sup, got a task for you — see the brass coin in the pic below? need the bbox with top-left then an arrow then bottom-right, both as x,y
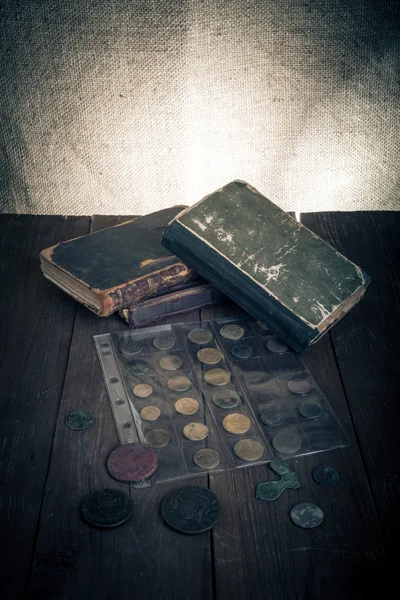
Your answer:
234,439 -> 264,461
222,413 -> 251,434
140,406 -> 161,421
133,383 -> 153,398
153,333 -> 176,350
183,422 -> 209,441
167,376 -> 192,392
187,328 -> 213,345
219,324 -> 245,340
175,397 -> 200,415
159,355 -> 183,371
144,428 -> 171,448
204,368 -> 231,386
196,347 -> 223,365
193,448 -> 221,469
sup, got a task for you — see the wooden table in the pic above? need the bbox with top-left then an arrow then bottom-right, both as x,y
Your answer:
1,212 -> 399,600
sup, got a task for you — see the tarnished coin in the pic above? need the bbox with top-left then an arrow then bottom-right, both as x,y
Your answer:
290,502 -> 324,529
222,413 -> 251,434
193,448 -> 221,469
260,408 -> 286,427
212,389 -> 241,409
81,489 -> 133,528
167,376 -> 192,392
313,465 -> 340,487
133,383 -> 153,398
272,430 -> 302,454
204,368 -> 231,386
266,338 -> 288,354
65,410 -> 93,431
231,344 -> 253,359
183,422 -> 209,441
159,355 -> 183,371
144,428 -> 171,448
118,337 -> 143,356
140,406 -> 161,421
174,397 -> 200,415
234,439 -> 264,461
299,401 -> 323,420
107,443 -> 158,482
162,486 -> 220,533
219,324 -> 245,340
153,333 -> 175,350
196,347 -> 223,365
125,359 -> 150,378
287,376 -> 312,395
187,328 -> 213,345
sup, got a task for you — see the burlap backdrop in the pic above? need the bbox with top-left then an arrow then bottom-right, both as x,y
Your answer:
0,0 -> 399,215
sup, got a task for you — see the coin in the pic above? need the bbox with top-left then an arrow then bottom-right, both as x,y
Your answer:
266,338 -> 288,354
65,410 -> 93,431
272,430 -> 302,454
313,465 -> 340,486
204,368 -> 231,386
153,333 -> 176,350
260,408 -> 286,427
144,428 -> 171,448
231,344 -> 253,359
162,486 -> 220,533
287,376 -> 312,395
187,328 -> 213,344
196,347 -> 223,365
167,376 -> 192,392
193,448 -> 221,469
118,337 -> 143,356
290,502 -> 324,529
222,413 -> 251,434
233,439 -> 264,461
183,422 -> 209,441
133,383 -> 153,398
81,489 -> 133,528
212,389 -> 241,409
125,359 -> 150,378
140,406 -> 161,421
299,401 -> 323,420
107,443 -> 158,482
219,324 -> 245,340
159,355 -> 183,371
174,397 -> 200,415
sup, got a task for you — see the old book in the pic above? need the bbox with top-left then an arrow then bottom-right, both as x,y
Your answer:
119,281 -> 227,328
162,181 -> 370,353
40,207 -> 198,317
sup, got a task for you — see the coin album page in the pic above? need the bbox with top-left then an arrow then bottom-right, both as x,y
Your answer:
94,317 -> 349,486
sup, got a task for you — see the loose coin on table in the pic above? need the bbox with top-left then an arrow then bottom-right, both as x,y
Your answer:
219,323 -> 245,340
313,465 -> 340,486
266,338 -> 288,354
231,344 -> 253,359
162,486 -> 220,533
81,489 -> 133,528
290,502 -> 324,528
107,443 -> 158,482
193,448 -> 221,469
144,428 -> 171,448
140,406 -> 161,421
287,376 -> 312,395
167,376 -> 192,392
299,401 -> 323,420
204,368 -> 231,386
260,408 -> 286,427
196,347 -> 223,365
234,439 -> 264,461
125,359 -> 150,378
187,328 -> 213,345
222,413 -> 251,434
183,422 -> 209,441
159,355 -> 183,371
212,389 -> 241,409
272,430 -> 302,454
153,333 -> 175,350
65,410 -> 93,431
133,383 -> 153,398
174,397 -> 199,415
118,337 -> 143,356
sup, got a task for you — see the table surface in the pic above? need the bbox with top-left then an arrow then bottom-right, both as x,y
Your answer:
1,212 -> 399,600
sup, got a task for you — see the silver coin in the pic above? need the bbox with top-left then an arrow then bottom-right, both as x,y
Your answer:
287,376 -> 312,395
187,328 -> 213,345
219,324 -> 245,340
266,338 -> 288,354
212,389 -> 241,409
272,430 -> 302,454
167,376 -> 192,392
299,401 -> 323,420
153,333 -> 176,350
159,355 -> 183,371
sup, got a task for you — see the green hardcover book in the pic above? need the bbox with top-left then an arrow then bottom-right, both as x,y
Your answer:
162,180 -> 370,353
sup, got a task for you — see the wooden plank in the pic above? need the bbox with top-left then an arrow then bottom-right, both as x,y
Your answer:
301,211 -> 400,549
28,216 -> 213,600
0,215 -> 90,600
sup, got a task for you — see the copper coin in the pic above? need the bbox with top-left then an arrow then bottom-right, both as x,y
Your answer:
196,347 -> 223,365
167,376 -> 192,392
159,355 -> 182,371
287,376 -> 312,395
193,448 -> 221,469
133,383 -> 153,398
219,324 -> 245,340
107,443 -> 158,482
140,406 -> 161,421
144,428 -> 171,448
183,422 -> 209,441
153,333 -> 176,350
233,439 -> 264,461
212,389 -> 241,409
266,338 -> 288,354
222,413 -> 251,434
272,430 -> 302,454
187,328 -> 213,344
175,397 -> 200,415
204,368 -> 231,386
